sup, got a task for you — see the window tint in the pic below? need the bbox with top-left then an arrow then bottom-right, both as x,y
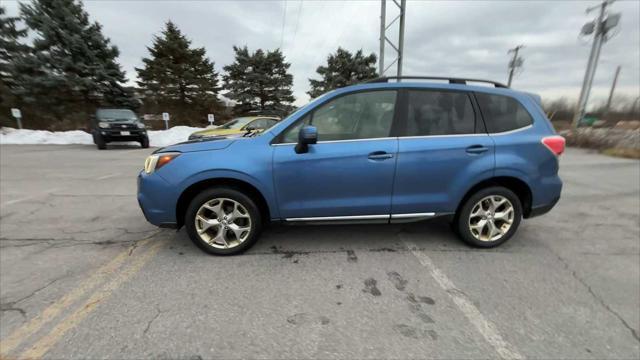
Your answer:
405,90 -> 475,136
476,93 -> 533,133
280,90 -> 397,142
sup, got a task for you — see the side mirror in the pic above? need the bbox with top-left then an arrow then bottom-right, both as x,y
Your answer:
245,125 -> 256,131
295,125 -> 317,154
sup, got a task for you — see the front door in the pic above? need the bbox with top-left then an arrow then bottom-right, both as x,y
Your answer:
273,90 -> 399,219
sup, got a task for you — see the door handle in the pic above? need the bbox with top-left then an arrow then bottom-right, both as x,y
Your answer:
465,145 -> 489,154
368,151 -> 394,160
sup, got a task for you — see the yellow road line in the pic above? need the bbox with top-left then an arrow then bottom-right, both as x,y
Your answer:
0,236 -> 154,357
19,239 -> 166,359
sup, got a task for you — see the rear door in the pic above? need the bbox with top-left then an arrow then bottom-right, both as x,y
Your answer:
391,89 -> 495,218
272,90 -> 399,219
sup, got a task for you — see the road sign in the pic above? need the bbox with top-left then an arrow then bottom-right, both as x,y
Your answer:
10,108 -> 22,129
162,112 -> 169,130
207,114 -> 215,125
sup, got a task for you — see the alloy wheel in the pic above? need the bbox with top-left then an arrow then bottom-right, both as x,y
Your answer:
195,198 -> 252,249
468,195 -> 514,242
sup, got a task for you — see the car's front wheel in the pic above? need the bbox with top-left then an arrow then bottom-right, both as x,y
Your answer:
455,186 -> 522,248
140,136 -> 149,148
185,188 -> 262,255
95,134 -> 107,150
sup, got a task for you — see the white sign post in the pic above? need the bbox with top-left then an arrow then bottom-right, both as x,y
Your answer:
207,113 -> 215,126
162,112 -> 170,130
10,108 -> 22,129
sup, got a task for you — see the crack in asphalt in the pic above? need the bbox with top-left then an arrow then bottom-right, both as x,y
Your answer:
142,306 -> 167,336
555,254 -> 640,343
0,276 -> 65,318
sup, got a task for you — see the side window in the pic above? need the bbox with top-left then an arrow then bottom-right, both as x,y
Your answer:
280,90 -> 397,142
249,119 -> 266,129
405,90 -> 475,136
476,93 -> 533,133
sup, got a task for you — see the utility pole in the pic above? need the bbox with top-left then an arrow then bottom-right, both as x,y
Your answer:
379,0 -> 407,77
604,65 -> 621,115
507,45 -> 524,87
572,0 -> 621,129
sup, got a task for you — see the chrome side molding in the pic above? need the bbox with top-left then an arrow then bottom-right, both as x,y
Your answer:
284,212 -> 437,224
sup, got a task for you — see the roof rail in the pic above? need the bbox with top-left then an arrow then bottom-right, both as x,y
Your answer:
366,76 -> 509,88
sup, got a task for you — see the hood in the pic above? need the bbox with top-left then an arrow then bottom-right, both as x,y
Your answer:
156,136 -> 236,153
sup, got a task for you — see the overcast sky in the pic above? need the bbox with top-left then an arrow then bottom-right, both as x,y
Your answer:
5,0 -> 640,107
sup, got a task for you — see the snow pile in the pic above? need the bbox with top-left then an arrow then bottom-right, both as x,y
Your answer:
0,127 -> 93,145
0,126 -> 205,147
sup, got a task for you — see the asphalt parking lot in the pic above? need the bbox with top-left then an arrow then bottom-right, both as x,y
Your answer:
0,144 -> 639,359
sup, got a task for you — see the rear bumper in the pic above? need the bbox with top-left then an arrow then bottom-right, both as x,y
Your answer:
527,196 -> 560,218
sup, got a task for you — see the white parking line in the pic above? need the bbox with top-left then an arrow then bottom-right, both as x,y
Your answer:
403,238 -> 524,360
95,173 -> 121,180
0,188 -> 62,207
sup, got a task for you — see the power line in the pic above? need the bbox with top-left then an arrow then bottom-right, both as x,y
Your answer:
291,0 -> 303,45
280,0 -> 287,50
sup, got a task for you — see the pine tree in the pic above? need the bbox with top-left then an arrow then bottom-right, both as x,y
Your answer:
307,48 -> 377,98
136,21 -> 220,125
223,46 -> 295,116
17,0 -> 134,127
0,5 -> 29,121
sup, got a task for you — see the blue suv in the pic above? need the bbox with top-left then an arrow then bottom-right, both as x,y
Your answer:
138,77 -> 564,255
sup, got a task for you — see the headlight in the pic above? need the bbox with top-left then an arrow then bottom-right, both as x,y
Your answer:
144,152 -> 180,174
137,122 -> 145,129
98,122 -> 110,129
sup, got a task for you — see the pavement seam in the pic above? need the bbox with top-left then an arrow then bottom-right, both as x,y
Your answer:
555,254 -> 640,343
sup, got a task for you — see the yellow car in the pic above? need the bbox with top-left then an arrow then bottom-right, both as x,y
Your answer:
188,116 -> 280,140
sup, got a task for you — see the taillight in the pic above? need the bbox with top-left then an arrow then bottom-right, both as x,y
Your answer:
541,136 -> 565,156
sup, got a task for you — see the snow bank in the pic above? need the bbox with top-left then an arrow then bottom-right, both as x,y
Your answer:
0,126 -> 205,147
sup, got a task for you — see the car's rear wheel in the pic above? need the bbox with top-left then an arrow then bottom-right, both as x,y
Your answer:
455,186 -> 522,248
185,188 -> 262,255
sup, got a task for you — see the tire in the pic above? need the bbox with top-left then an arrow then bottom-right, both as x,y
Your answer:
185,187 -> 262,255
95,135 -> 107,150
455,186 -> 522,248
140,136 -> 150,148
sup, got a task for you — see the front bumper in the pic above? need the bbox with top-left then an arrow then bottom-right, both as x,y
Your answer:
99,129 -> 147,141
137,171 -> 178,227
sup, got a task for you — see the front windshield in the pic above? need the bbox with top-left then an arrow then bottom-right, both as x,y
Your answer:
97,109 -> 137,121
220,117 -> 253,130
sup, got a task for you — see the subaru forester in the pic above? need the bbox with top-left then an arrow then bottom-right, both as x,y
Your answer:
138,77 -> 564,255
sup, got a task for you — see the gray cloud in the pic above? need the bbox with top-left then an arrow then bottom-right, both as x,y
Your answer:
4,0 -> 639,108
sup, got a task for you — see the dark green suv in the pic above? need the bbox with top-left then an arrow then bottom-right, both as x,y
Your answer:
91,108 -> 149,150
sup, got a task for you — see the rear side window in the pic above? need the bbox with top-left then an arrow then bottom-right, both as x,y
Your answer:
405,90 -> 475,136
476,93 -> 533,133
